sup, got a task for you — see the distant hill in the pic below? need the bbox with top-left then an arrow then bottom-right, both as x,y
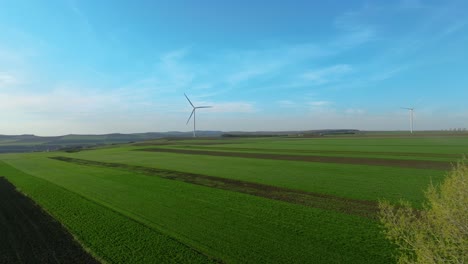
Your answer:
222,129 -> 360,137
0,132 -> 219,153
0,129 -> 360,153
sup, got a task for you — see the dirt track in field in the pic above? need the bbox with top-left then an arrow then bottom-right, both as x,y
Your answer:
51,157 -> 379,219
0,177 -> 99,264
139,148 -> 452,170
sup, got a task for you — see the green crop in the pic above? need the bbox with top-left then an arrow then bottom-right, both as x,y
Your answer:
1,155 -> 393,263
2,134 -> 465,263
0,161 -> 215,264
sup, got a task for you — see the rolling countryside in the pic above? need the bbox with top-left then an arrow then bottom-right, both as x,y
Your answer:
2,1 -> 467,263
1,133 -> 466,263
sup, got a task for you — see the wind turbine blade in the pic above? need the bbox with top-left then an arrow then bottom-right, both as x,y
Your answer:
184,93 -> 195,108
196,106 -> 212,109
186,109 -> 195,124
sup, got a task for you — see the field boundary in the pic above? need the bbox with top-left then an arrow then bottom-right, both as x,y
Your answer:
138,148 -> 452,170
50,156 -> 380,219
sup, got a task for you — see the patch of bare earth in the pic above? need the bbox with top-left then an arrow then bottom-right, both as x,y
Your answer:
139,148 -> 452,170
0,177 -> 100,264
51,157 -> 379,219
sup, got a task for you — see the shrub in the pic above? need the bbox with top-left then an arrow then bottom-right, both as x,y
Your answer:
379,159 -> 467,264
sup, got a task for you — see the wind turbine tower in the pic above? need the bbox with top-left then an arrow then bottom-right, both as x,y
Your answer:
401,107 -> 414,133
185,93 -> 212,137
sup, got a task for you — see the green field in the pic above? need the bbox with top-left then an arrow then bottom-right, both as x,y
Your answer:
1,134 -> 467,263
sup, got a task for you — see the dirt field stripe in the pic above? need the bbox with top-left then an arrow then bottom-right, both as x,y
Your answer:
173,146 -> 461,159
50,156 -> 379,219
0,177 -> 100,264
139,148 -> 452,170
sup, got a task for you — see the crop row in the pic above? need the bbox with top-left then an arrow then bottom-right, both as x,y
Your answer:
60,147 -> 445,204
0,160 -> 215,264
2,155 -> 394,263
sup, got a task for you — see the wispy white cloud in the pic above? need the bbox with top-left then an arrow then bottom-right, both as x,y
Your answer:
220,43 -> 330,89
226,64 -> 278,85
301,64 -> 352,84
277,99 -> 335,111
219,9 -> 377,94
1,1 -> 466,135
277,100 -> 296,108
214,102 -> 255,113
345,108 -> 366,115
441,20 -> 468,37
309,101 -> 332,107
312,2 -> 467,92
338,28 -> 376,48
307,100 -> 335,114
161,48 -> 189,63
120,48 -> 196,98
157,48 -> 195,88
369,65 -> 409,81
67,0 -> 95,36
333,7 -> 377,47
327,2 -> 467,90
122,10 -> 380,98
0,75 -> 188,121
0,72 -> 19,88
0,48 -> 26,66
0,88 -> 122,115
192,83 -> 213,91
127,43 -> 334,99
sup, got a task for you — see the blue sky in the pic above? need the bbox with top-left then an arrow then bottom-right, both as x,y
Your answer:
0,0 -> 467,135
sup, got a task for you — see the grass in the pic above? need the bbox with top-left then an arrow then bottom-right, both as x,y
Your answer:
2,134 -> 466,263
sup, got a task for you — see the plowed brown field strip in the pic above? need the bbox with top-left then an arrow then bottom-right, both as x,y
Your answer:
51,157 -> 379,219
174,146 -> 461,159
0,177 -> 99,264
139,148 -> 452,170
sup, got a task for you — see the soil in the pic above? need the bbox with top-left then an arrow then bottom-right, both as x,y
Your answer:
140,148 -> 452,170
51,157 -> 379,219
0,177 -> 100,264
177,146 -> 462,159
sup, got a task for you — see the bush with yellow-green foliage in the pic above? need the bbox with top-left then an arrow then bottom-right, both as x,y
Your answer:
379,159 -> 467,264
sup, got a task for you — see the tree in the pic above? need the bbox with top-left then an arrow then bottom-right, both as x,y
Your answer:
379,159 -> 467,264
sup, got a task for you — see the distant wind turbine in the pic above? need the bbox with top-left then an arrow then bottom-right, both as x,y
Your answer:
401,107 -> 414,133
185,93 -> 212,137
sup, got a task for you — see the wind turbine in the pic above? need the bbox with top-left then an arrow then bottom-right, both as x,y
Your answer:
185,93 -> 212,137
401,107 -> 414,133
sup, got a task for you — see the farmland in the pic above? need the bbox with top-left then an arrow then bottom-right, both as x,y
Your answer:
0,177 -> 99,264
1,133 -> 467,263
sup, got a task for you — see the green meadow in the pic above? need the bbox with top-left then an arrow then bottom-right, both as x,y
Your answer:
1,134 -> 467,263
